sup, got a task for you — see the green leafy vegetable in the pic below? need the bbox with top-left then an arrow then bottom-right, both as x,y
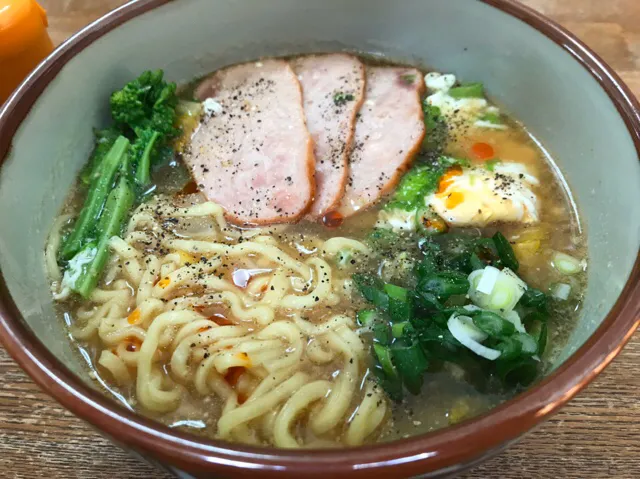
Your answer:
391,339 -> 429,394
472,311 -> 516,338
110,70 -> 179,138
352,274 -> 389,311
61,136 -> 130,260
386,164 -> 442,211
527,320 -> 548,356
60,69 -> 181,298
110,70 -> 179,185
392,321 -> 412,338
449,82 -> 484,99
479,112 -> 502,124
417,271 -> 469,301
386,156 -> 467,212
519,287 -> 548,311
356,309 -> 378,327
68,176 -> 134,297
384,283 -> 413,322
496,356 -> 538,387
492,231 -> 519,271
79,127 -> 121,185
353,230 -> 547,399
422,103 -> 448,153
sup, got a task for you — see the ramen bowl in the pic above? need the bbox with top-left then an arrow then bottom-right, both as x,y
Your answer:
0,0 -> 639,477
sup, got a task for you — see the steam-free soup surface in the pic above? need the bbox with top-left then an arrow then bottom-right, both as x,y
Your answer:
46,55 -> 586,447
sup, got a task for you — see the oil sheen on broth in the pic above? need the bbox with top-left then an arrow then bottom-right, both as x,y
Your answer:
46,55 -> 587,447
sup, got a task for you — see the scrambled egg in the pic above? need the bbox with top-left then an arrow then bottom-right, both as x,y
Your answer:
425,162 -> 539,227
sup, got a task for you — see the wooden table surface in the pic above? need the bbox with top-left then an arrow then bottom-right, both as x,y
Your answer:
1,1 -> 639,478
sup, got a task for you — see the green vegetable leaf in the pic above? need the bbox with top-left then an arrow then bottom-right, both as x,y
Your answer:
479,112 -> 502,124
391,338 -> 429,395
417,271 -> 469,301
352,273 -> 389,311
519,287 -> 548,311
492,231 -> 519,271
110,70 -> 179,138
422,103 -> 448,153
449,82 -> 484,99
472,311 -> 516,338
79,127 -> 121,186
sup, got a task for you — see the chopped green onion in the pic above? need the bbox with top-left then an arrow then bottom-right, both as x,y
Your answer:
468,267 -> 527,313
392,322 -> 411,338
495,337 -> 523,361
453,315 -> 488,342
373,321 -> 392,346
475,265 -> 500,294
492,231 -> 519,271
449,82 -> 484,99
513,332 -> 538,355
373,344 -> 398,378
391,339 -> 429,394
472,311 -> 516,338
496,357 -> 538,386
551,251 -> 585,275
356,309 -> 377,327
469,252 -> 485,271
519,287 -> 548,310
447,315 -> 500,360
422,103 -> 447,153
352,274 -> 389,311
418,271 -> 469,301
527,320 -> 548,356
550,282 -> 571,300
503,310 -> 527,333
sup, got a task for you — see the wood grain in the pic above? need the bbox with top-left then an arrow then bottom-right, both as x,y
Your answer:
1,1 -> 639,478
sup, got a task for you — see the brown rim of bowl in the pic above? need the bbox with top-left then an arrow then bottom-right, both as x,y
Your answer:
0,0 -> 639,477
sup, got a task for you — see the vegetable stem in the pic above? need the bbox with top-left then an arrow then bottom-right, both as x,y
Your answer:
60,136 -> 130,260
135,130 -> 160,185
72,176 -> 134,297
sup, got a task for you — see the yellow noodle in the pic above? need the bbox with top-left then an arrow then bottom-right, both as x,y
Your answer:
50,195 -> 388,447
273,380 -> 332,448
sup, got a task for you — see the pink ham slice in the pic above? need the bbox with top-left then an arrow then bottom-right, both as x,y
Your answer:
291,54 -> 366,219
186,59 -> 315,225
337,67 -> 426,218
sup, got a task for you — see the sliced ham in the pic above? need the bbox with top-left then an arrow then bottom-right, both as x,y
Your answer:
291,54 -> 366,220
186,59 -> 315,225
337,67 -> 426,217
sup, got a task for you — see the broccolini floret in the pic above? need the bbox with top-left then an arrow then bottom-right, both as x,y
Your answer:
110,70 -> 179,185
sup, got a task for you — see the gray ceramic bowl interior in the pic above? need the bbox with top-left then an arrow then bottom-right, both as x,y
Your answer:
1,0 -> 639,393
